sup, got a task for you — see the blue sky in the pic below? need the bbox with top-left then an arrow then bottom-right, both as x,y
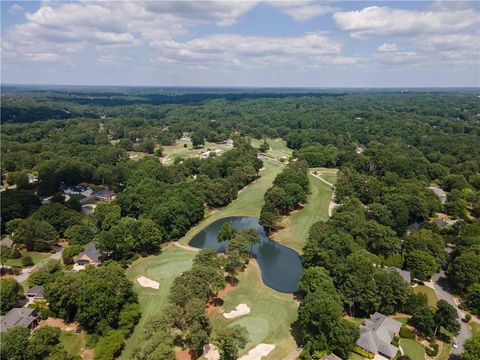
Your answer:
1,1 -> 479,87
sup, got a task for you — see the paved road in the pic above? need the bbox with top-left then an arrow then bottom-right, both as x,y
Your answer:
432,269 -> 471,359
15,249 -> 63,283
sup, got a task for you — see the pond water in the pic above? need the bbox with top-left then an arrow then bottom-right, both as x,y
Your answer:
189,216 -> 304,293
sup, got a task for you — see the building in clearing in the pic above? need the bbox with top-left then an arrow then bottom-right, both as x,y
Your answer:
0,308 -> 39,332
0,236 -> 15,249
95,189 -> 116,202
384,267 -> 411,284
77,242 -> 102,266
428,184 -> 447,205
356,312 -> 402,359
26,285 -> 45,301
27,173 -> 38,184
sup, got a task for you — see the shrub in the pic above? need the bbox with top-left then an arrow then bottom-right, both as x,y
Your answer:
392,335 -> 400,347
93,330 -> 125,360
425,342 -> 439,357
62,244 -> 84,260
21,256 -> 34,267
352,345 -> 375,359
464,314 -> 472,323
399,325 -> 415,339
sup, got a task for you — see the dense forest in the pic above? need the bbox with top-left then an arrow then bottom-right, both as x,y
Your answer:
1,87 -> 479,360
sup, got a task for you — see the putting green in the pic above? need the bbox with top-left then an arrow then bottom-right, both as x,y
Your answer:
208,261 -> 298,359
271,174 -> 333,253
120,246 -> 196,359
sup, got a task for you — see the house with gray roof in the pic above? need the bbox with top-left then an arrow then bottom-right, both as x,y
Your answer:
0,236 -> 15,248
356,312 -> 402,359
95,188 -> 116,202
77,242 -> 102,266
385,267 -> 411,284
26,285 -> 45,301
0,308 -> 39,332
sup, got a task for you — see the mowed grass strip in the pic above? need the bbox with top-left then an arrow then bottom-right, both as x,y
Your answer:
60,332 -> 84,357
271,174 -> 333,253
179,160 -> 283,246
120,246 -> 196,359
5,251 -> 51,267
399,339 -> 425,359
209,261 -> 298,360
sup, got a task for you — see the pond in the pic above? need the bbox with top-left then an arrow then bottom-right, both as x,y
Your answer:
189,216 -> 304,293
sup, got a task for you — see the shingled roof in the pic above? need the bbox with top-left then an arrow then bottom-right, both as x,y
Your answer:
0,308 -> 39,332
356,313 -> 401,359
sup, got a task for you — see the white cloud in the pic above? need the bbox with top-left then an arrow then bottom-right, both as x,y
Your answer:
377,43 -> 398,52
269,1 -> 338,22
9,4 -> 24,13
150,32 -> 351,69
333,6 -> 479,38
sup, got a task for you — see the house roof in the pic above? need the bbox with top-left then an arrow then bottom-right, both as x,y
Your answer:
0,308 -> 38,332
77,242 -> 101,263
0,236 -> 14,248
26,285 -> 44,298
95,189 -> 115,198
320,354 -> 342,360
385,267 -> 411,283
356,313 -> 402,359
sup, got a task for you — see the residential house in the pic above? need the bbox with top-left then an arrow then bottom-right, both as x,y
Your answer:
95,189 -> 116,202
428,184 -> 447,205
0,308 -> 40,332
406,222 -> 421,235
25,285 -> 45,301
27,173 -> 38,184
77,242 -> 102,266
0,236 -> 15,249
356,312 -> 402,359
319,354 -> 342,360
432,217 -> 459,229
385,267 -> 411,284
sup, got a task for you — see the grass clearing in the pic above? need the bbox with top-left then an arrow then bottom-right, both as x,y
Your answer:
310,167 -> 339,185
399,339 -> 425,359
120,246 -> 196,359
208,261 -> 298,360
178,160 -> 283,246
437,341 -> 452,360
271,174 -> 333,252
60,331 -> 84,357
250,138 -> 292,161
5,251 -> 51,267
162,139 -> 233,165
349,353 -> 365,360
413,285 -> 438,308
469,321 -> 480,336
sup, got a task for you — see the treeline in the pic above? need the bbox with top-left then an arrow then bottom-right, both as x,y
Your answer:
299,200 -> 461,359
259,161 -> 309,230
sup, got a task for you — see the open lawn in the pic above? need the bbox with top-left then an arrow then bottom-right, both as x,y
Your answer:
250,138 -> 292,161
178,160 -> 283,246
120,246 -> 196,359
60,331 -> 84,357
5,251 -> 51,267
437,341 -> 452,360
310,167 -> 339,186
208,261 -> 298,360
400,339 -> 425,359
162,139 -> 233,165
349,353 -> 365,360
469,321 -> 480,336
413,285 -> 438,308
271,174 -> 333,252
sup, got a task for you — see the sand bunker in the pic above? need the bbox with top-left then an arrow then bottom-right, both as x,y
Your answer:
203,343 -> 220,360
137,276 -> 159,289
239,344 -> 275,360
223,303 -> 251,319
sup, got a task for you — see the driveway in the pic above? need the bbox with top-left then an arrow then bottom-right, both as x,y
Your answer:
432,269 -> 471,359
15,249 -> 63,284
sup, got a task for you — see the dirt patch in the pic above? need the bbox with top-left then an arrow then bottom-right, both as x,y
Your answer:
81,348 -> 94,360
203,343 -> 220,360
206,283 -> 237,314
38,318 -> 79,332
176,349 -> 193,360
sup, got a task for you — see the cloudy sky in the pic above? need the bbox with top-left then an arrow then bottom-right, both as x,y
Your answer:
1,1 -> 479,87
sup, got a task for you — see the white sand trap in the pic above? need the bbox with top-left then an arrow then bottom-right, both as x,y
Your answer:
223,303 -> 251,319
239,344 -> 275,360
203,343 -> 220,360
136,276 -> 159,289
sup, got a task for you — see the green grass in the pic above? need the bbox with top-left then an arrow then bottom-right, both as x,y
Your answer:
60,331 -> 84,357
400,339 -> 425,359
271,174 -> 333,252
413,285 -> 438,308
394,317 -> 410,325
209,262 -> 298,359
178,160 -> 283,246
310,167 -> 339,185
349,353 -> 366,360
162,139 -> 233,165
120,246 -> 196,359
250,138 -> 292,160
469,321 -> 480,336
5,251 -> 51,267
437,341 -> 452,360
